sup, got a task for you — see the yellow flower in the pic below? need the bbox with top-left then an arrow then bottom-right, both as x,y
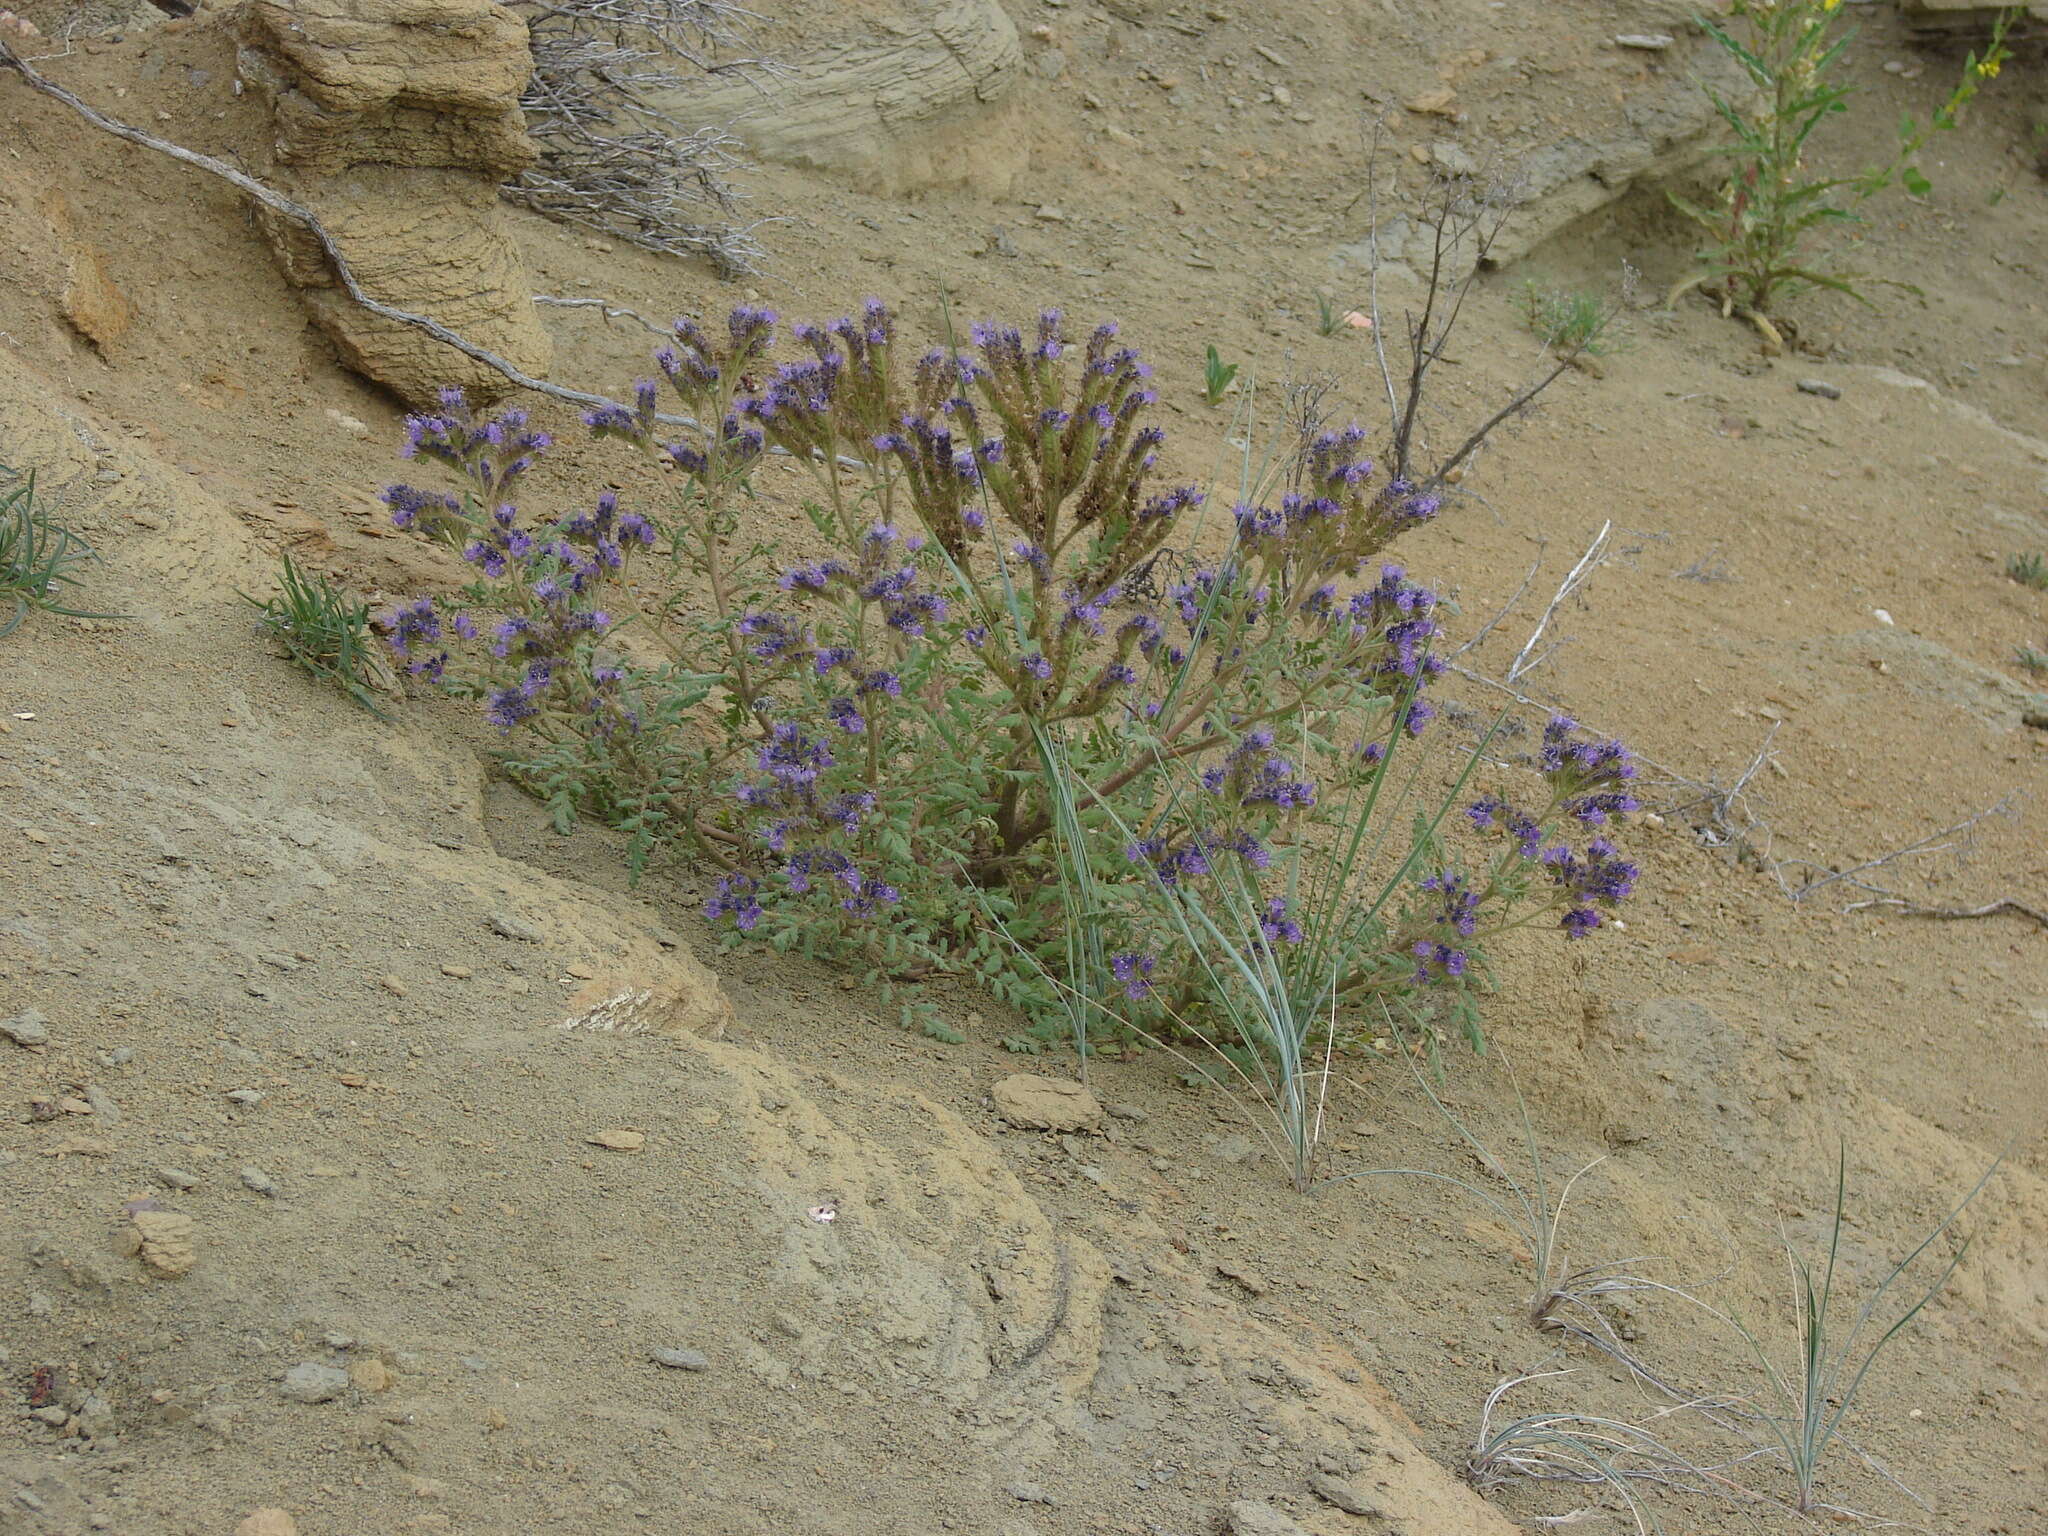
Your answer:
1976,55 -> 2001,78
1821,0 -> 1841,11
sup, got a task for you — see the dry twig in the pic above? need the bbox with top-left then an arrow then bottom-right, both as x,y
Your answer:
1841,895 -> 2047,929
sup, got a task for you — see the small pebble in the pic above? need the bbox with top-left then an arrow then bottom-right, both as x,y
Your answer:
1796,378 -> 1842,400
240,1167 -> 279,1197
651,1347 -> 709,1371
225,1088 -> 265,1107
278,1362 -> 349,1403
378,974 -> 408,998
155,1167 -> 199,1191
441,963 -> 472,979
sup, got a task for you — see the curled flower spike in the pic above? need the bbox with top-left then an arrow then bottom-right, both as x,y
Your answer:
1411,940 -> 1469,984
1110,951 -> 1156,1001
1260,898 -> 1303,945
385,597 -> 440,656
1539,716 -> 1641,823
707,874 -> 764,931
381,483 -> 460,531
399,391 -> 553,497
1419,871 -> 1480,938
1544,836 -> 1638,916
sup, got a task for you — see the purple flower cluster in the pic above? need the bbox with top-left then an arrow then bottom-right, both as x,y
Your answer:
1204,729 -> 1317,811
707,874 -> 764,931
395,390 -> 553,497
1538,716 -> 1641,824
1419,871 -> 1480,938
1467,795 -> 1545,858
1411,940 -> 1470,985
737,300 -> 900,468
1544,837 -> 1638,939
704,720 -> 900,930
1466,717 -> 1642,943
1111,951 -> 1157,1001
1125,826 -> 1269,887
1259,897 -> 1303,946
742,525 -> 949,681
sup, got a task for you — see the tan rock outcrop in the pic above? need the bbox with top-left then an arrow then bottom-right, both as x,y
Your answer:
238,0 -> 551,406
655,0 -> 1025,196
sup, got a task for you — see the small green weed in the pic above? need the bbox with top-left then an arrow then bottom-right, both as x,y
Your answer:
899,998 -> 963,1044
1202,343 -> 1240,406
1519,282 -> 1623,358
2015,644 -> 2047,675
2006,551 -> 2048,591
1313,293 -> 1369,337
0,464 -> 123,638
242,553 -> 391,718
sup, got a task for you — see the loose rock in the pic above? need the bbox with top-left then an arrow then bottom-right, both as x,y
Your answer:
155,1167 -> 200,1191
489,912 -> 544,943
1308,1471 -> 1382,1517
651,1347 -> 709,1371
226,1088 -> 265,1107
1,1008 -> 49,1047
587,1129 -> 646,1152
128,1210 -> 197,1277
278,1362 -> 350,1404
1227,1502 -> 1313,1536
1216,1260 -> 1271,1296
236,1511 -> 299,1536
991,1074 -> 1104,1132
1797,378 -> 1843,400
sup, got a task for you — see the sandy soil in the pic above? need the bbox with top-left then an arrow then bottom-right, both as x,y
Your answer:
1,2 -> 2044,1534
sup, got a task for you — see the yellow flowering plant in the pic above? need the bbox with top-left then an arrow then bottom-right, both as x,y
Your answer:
1671,0 -> 2016,334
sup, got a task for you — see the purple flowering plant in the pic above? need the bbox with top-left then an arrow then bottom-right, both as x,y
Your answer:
370,297 -> 1641,1061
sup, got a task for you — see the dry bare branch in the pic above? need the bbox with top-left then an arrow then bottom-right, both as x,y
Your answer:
505,0 -> 771,273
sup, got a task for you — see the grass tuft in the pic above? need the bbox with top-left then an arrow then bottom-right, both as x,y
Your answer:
0,464 -> 124,638
2006,551 -> 2048,591
1520,282 -> 1623,358
1698,1141 -> 2004,1518
241,553 -> 391,718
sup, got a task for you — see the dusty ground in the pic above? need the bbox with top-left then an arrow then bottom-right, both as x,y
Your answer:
1,2 -> 2045,1534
